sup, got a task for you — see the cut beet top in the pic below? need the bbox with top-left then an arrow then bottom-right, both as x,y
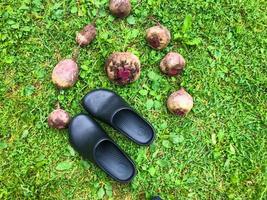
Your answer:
105,52 -> 141,85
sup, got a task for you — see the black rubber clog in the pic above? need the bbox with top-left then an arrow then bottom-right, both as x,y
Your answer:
151,196 -> 162,200
82,89 -> 155,146
68,114 -> 136,183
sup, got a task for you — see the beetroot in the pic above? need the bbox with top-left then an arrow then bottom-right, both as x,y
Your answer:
146,25 -> 171,50
48,108 -> 71,129
167,88 -> 193,116
109,0 -> 131,18
76,24 -> 96,47
105,52 -> 141,85
160,52 -> 186,76
52,59 -> 79,89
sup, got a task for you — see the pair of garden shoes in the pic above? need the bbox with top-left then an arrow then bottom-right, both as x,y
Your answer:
69,89 -> 155,183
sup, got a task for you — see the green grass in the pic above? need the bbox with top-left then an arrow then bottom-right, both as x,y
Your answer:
0,0 -> 266,199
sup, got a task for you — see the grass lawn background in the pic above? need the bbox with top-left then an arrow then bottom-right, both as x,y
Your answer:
0,0 -> 266,199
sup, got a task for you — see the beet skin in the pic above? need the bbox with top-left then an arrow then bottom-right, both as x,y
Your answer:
167,88 -> 193,116
76,24 -> 96,47
146,25 -> 171,50
52,59 -> 79,89
109,0 -> 131,18
48,108 -> 71,129
160,52 -> 186,76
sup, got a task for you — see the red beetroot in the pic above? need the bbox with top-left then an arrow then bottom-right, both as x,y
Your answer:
146,25 -> 171,50
52,59 -> 79,89
160,52 -> 186,76
167,88 -> 193,116
105,52 -> 141,85
109,0 -> 131,18
48,108 -> 71,129
76,24 -> 96,47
